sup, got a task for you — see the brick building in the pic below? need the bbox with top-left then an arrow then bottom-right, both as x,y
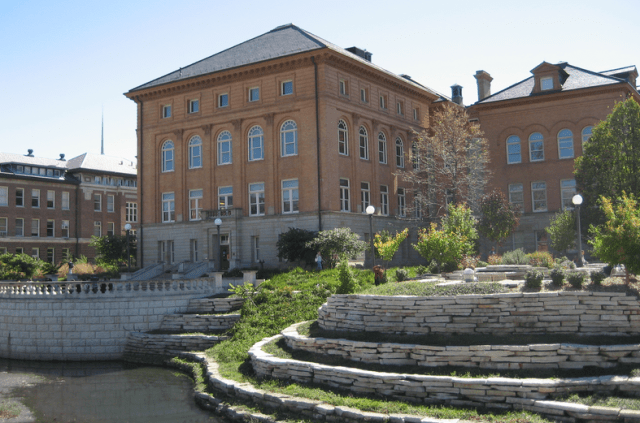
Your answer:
125,24 -> 451,269
468,62 -> 640,253
0,151 -> 138,263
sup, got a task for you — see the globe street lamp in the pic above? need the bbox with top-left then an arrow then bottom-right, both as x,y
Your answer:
572,194 -> 583,266
366,205 -> 376,267
124,223 -> 132,273
214,218 -> 222,272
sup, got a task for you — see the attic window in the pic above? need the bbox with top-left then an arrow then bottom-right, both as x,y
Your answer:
541,77 -> 553,90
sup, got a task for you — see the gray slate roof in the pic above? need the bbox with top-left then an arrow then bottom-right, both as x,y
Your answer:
476,62 -> 632,105
0,152 -> 68,169
66,153 -> 137,175
129,24 -> 446,99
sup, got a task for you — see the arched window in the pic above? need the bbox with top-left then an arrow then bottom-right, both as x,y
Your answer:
582,126 -> 593,144
529,132 -> 544,162
395,137 -> 404,168
162,140 -> 174,172
280,120 -> 297,157
248,126 -> 264,161
412,142 -> 419,170
188,136 -> 202,169
359,126 -> 369,160
506,135 -> 521,164
338,120 -> 348,155
217,131 -> 232,165
378,132 -> 387,164
558,129 -> 574,159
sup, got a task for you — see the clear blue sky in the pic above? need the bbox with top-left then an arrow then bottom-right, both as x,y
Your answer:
1,0 -> 637,163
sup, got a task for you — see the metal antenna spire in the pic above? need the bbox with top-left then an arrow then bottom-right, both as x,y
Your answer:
101,106 -> 104,155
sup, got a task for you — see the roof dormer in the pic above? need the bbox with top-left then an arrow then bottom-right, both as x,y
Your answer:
530,62 -> 569,94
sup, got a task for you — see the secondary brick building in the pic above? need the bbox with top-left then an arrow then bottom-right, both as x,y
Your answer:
126,24 -> 451,269
0,151 -> 138,263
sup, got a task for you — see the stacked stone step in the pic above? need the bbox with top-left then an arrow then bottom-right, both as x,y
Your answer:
124,332 -> 228,363
159,313 -> 241,332
187,296 -> 244,314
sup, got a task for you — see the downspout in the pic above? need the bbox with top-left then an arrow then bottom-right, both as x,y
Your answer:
74,183 -> 79,258
135,95 -> 144,267
311,56 -> 322,231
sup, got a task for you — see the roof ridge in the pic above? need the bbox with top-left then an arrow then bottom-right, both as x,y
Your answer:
475,75 -> 534,105
562,63 -> 624,83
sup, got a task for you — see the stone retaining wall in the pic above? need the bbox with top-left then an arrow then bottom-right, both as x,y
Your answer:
159,313 -> 241,332
282,322 -> 640,370
250,335 -> 640,422
318,292 -> 640,335
123,332 -> 227,363
186,297 -> 244,314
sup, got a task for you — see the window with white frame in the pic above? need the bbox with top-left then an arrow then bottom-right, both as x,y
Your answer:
61,220 -> 69,238
188,99 -> 199,114
126,202 -> 138,222
398,188 -> 406,217
32,248 -> 39,259
249,87 -> 260,102
412,143 -> 419,170
218,186 -> 233,209
558,129 -> 574,159
339,79 -> 348,96
541,77 -> 553,90
94,221 -> 101,237
0,186 -> 7,206
15,247 -> 23,254
248,126 -> 264,161
0,218 -> 6,236
378,132 -> 387,164
16,188 -> 23,207
413,108 -> 419,121
47,220 -> 54,237
395,137 -> 404,168
582,126 -> 593,144
94,194 -> 101,211
509,183 -> 524,212
280,120 -> 298,156
32,189 -> 40,208
281,80 -> 293,96
506,135 -> 521,164
107,222 -> 115,236
217,131 -> 232,165
162,140 -> 175,172
380,185 -> 389,215
359,126 -> 369,160
253,236 -> 260,262
379,94 -> 387,109
338,120 -> 348,156
15,219 -> 24,236
31,219 -> 39,237
162,105 -> 171,118
107,194 -> 114,212
339,179 -> 350,212
162,193 -> 175,222
360,87 -> 368,103
561,179 -> 576,210
218,93 -> 229,108
189,136 -> 202,168
94,176 -> 102,184
190,239 -> 198,262
47,248 -> 54,263
531,181 -> 547,212
249,183 -> 265,216
46,190 -> 54,208
282,179 -> 299,214
189,189 -> 203,221
360,182 -> 370,212
397,101 -> 404,115
529,132 -> 544,162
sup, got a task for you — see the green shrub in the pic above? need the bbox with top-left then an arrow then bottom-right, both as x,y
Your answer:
567,272 -> 586,289
441,261 -> 459,273
415,265 -> 428,276
395,268 -> 409,282
526,251 -> 554,268
336,258 -> 358,294
549,266 -> 565,286
524,270 -> 544,289
428,260 -> 439,273
222,268 -> 243,278
477,260 -> 489,268
501,248 -> 528,265
590,270 -> 607,286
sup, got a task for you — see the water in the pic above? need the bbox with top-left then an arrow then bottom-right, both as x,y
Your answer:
1,359 -> 227,423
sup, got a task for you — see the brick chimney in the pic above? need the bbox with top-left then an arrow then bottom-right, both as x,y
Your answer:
451,84 -> 463,105
474,70 -> 493,101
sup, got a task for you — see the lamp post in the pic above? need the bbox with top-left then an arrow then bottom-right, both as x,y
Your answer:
366,205 -> 376,267
124,223 -> 132,273
572,194 -> 583,266
214,218 -> 222,272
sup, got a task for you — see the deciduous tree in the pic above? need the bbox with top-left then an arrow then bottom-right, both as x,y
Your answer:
276,227 -> 317,266
441,203 -> 478,255
413,223 -> 467,273
477,190 -> 520,249
545,209 -> 576,255
305,227 -> 367,269
374,228 -> 409,269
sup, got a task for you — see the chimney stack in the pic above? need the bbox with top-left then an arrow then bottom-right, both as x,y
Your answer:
474,70 -> 493,101
25,149 -> 34,157
451,84 -> 463,105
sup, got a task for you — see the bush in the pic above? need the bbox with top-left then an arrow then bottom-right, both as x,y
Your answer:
477,260 -> 489,268
276,227 -> 317,266
487,254 -> 502,265
590,270 -> 607,286
428,260 -> 439,273
306,227 -> 367,269
524,270 -> 544,289
461,255 -> 480,269
222,268 -> 243,278
395,268 -> 409,282
501,249 -> 528,265
336,258 -> 358,294
526,251 -> 554,268
441,261 -> 459,273
549,266 -> 565,285
567,272 -> 586,289
415,265 -> 428,276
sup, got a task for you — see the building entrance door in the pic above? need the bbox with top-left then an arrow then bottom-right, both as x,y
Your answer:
221,245 -> 230,270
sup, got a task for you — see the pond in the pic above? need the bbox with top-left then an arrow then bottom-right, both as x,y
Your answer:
0,359 -> 227,422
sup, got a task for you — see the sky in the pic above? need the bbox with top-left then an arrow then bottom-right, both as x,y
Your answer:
1,0 -> 638,163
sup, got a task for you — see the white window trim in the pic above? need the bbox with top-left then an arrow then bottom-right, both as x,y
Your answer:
249,183 -> 265,216
218,186 -> 233,210
94,221 -> 101,237
339,79 -> 348,96
162,140 -> 175,172
217,131 -> 232,165
107,194 -> 114,213
361,181 -> 370,212
188,99 -> 199,114
47,220 -> 55,237
189,136 -> 203,169
281,80 -> 293,96
281,179 -> 299,214
398,187 -> 406,217
189,189 -> 203,221
338,120 -> 348,156
506,135 -> 522,164
218,93 -> 229,108
162,192 -> 175,223
340,178 -> 350,212
380,185 -> 389,216
31,218 -> 40,237
47,190 -> 55,209
509,183 -> 524,213
560,179 -> 577,210
395,138 -> 404,168
529,133 -> 545,162
359,126 -> 369,160
531,181 -> 548,213
557,129 -> 574,159
94,194 -> 101,212
360,88 -> 367,103
0,186 -> 7,207
248,87 -> 260,102
280,120 -> 298,157
541,76 -> 553,90
378,132 -> 387,164
162,105 -> 171,118
248,126 -> 264,162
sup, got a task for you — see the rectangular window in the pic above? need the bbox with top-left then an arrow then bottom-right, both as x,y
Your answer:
94,176 -> 101,184
47,220 -> 54,237
162,193 -> 175,222
340,178 -> 350,212
413,108 -> 419,121
0,217 -> 7,236
281,80 -> 293,96
188,99 -> 199,114
126,202 -> 138,222
61,220 -> 69,238
253,236 -> 260,262
15,218 -> 24,236
31,219 -> 39,237
360,88 -> 368,103
249,87 -> 260,102
561,179 -> 577,210
190,239 -> 198,262
445,189 -> 455,206
379,95 -> 387,109
532,181 -> 547,212
94,221 -> 102,237
162,105 -> 171,118
397,101 -> 404,115
339,79 -> 348,96
0,186 -> 7,206
32,189 -> 40,207
249,183 -> 265,216
380,185 -> 389,215
32,248 -> 39,259
46,190 -> 54,208
107,195 -> 114,212
541,77 -> 553,90
62,248 -> 70,260
361,182 -> 370,212
189,189 -> 203,221
94,194 -> 101,211
509,183 -> 524,212
16,188 -> 24,207
218,93 -> 229,108
47,248 -> 54,264
107,222 -> 115,236
398,188 -> 406,217
282,179 -> 299,214
218,187 -> 233,210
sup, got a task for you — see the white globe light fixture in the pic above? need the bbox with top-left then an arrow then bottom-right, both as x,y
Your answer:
366,206 -> 376,268
572,194 -> 583,266
214,218 -> 223,271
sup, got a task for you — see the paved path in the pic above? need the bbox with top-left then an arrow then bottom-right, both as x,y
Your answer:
0,372 -> 41,423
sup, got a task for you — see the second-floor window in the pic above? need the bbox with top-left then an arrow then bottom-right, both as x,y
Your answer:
361,182 -> 370,212
532,181 -> 547,212
32,189 -> 40,208
339,179 -> 350,212
281,120 -> 298,157
47,220 -> 54,237
107,195 -> 114,212
507,135 -> 521,164
16,188 -> 24,207
189,189 -> 203,221
249,183 -> 265,216
162,193 -> 175,222
509,183 -> 524,212
94,194 -> 101,211
359,126 -> 369,160
189,136 -> 202,168
217,131 -> 232,165
218,187 -> 233,210
162,140 -> 175,172
378,132 -> 387,164
529,132 -> 544,162
126,202 -> 138,222
398,188 -> 406,217
558,129 -> 574,159
47,190 -> 55,208
282,179 -> 299,214
395,138 -> 404,168
338,120 -> 348,156
248,126 -> 264,161
380,185 -> 389,215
